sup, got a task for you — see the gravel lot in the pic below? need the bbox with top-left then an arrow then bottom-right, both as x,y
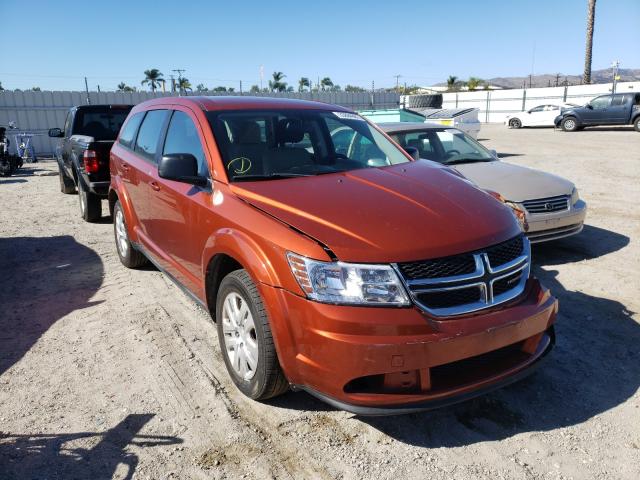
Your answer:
1,124 -> 639,480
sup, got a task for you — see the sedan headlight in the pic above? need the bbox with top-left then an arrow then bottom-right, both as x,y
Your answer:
571,187 -> 580,205
287,253 -> 410,306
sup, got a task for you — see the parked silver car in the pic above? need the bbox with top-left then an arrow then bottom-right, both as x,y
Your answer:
378,123 -> 587,243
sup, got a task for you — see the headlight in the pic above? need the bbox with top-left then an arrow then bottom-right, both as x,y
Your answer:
287,253 -> 410,306
571,187 -> 580,205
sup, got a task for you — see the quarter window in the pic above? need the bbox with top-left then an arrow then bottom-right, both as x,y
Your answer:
163,111 -> 209,177
118,112 -> 144,149
135,110 -> 169,161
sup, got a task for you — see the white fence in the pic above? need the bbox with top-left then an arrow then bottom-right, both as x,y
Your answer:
0,90 -> 400,156
442,81 -> 640,123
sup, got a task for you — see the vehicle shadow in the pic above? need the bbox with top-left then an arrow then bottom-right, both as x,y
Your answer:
0,178 -> 27,184
0,414 -> 182,480
532,224 -> 630,266
0,236 -> 104,376
497,153 -> 524,158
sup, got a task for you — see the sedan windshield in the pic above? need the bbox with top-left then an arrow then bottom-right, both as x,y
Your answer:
389,128 -> 495,165
207,110 -> 410,181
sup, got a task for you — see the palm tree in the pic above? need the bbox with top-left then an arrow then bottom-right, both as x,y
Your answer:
177,77 -> 192,93
466,77 -> 482,91
141,69 -> 164,92
583,0 -> 597,84
269,72 -> 287,92
446,76 -> 458,91
320,77 -> 333,91
117,82 -> 135,92
298,77 -> 310,92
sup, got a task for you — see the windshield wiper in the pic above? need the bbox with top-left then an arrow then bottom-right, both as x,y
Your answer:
231,173 -> 312,182
444,158 -> 493,165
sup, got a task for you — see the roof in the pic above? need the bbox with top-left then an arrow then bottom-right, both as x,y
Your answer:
378,122 -> 456,133
133,95 -> 352,113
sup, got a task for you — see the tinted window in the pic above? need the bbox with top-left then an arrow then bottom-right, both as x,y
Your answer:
135,110 -> 169,161
63,112 -> 72,137
610,95 -> 626,107
163,111 -> 209,176
73,107 -> 132,140
529,106 -> 544,113
391,129 -> 493,164
118,112 -> 144,148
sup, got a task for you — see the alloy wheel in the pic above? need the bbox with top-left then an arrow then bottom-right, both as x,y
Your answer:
115,209 -> 129,257
221,291 -> 259,381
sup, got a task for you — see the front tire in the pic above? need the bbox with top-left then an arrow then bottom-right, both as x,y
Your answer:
561,117 -> 579,132
634,117 -> 640,132
113,200 -> 148,268
509,118 -> 522,129
216,269 -> 289,400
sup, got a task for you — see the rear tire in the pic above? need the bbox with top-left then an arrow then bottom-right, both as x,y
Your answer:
509,118 -> 522,129
561,117 -> 579,132
113,200 -> 148,269
216,269 -> 289,400
78,178 -> 102,222
58,163 -> 76,194
634,117 -> 640,132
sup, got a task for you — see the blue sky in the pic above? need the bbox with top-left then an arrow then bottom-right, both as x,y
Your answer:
1,0 -> 638,91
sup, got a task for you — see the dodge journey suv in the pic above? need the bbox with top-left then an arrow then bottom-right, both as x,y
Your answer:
109,97 -> 558,414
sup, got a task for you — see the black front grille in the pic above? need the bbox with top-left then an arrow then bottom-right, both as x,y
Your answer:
486,235 -> 524,268
416,287 -> 481,309
398,254 -> 476,280
493,271 -> 524,297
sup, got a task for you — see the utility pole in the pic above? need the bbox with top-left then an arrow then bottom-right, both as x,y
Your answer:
555,73 -> 560,87
611,60 -> 620,94
529,74 -> 533,88
172,69 -> 186,95
239,80 -> 243,95
394,74 -> 402,93
169,75 -> 176,93
84,77 -> 90,105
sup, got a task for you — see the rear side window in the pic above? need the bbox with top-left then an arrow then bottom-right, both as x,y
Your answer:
118,112 -> 144,149
135,110 -> 169,161
163,111 -> 209,176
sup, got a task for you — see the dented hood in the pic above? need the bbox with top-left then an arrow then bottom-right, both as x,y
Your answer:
230,161 -> 521,263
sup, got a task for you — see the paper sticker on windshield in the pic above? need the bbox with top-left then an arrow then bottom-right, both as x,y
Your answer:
332,112 -> 364,121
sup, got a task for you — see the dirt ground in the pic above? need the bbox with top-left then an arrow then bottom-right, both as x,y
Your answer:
1,124 -> 639,480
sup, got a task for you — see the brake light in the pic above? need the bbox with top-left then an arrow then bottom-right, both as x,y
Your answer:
83,150 -> 100,174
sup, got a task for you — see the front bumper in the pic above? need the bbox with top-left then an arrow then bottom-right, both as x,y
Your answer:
525,199 -> 587,243
260,278 -> 557,414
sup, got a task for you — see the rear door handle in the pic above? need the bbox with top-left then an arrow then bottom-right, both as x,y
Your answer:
121,162 -> 130,172
150,181 -> 161,192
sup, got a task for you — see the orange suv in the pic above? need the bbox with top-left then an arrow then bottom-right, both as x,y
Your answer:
109,97 -> 557,414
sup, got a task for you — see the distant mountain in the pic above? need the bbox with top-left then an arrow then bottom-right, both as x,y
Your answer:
438,68 -> 640,89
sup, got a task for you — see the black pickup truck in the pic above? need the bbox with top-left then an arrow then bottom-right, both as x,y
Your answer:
554,92 -> 640,132
49,104 -> 132,221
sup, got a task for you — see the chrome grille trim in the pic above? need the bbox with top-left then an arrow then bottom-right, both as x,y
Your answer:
393,236 -> 530,317
522,195 -> 569,214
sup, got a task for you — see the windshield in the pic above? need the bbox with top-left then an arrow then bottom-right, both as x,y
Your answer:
73,108 -> 132,141
389,128 -> 494,164
207,110 -> 410,181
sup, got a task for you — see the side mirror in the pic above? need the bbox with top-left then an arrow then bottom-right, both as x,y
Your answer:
586,104 -> 593,110
404,146 -> 420,161
48,128 -> 64,138
158,153 -> 208,187
489,149 -> 499,159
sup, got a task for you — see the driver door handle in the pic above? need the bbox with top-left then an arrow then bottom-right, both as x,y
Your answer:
150,181 -> 161,192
